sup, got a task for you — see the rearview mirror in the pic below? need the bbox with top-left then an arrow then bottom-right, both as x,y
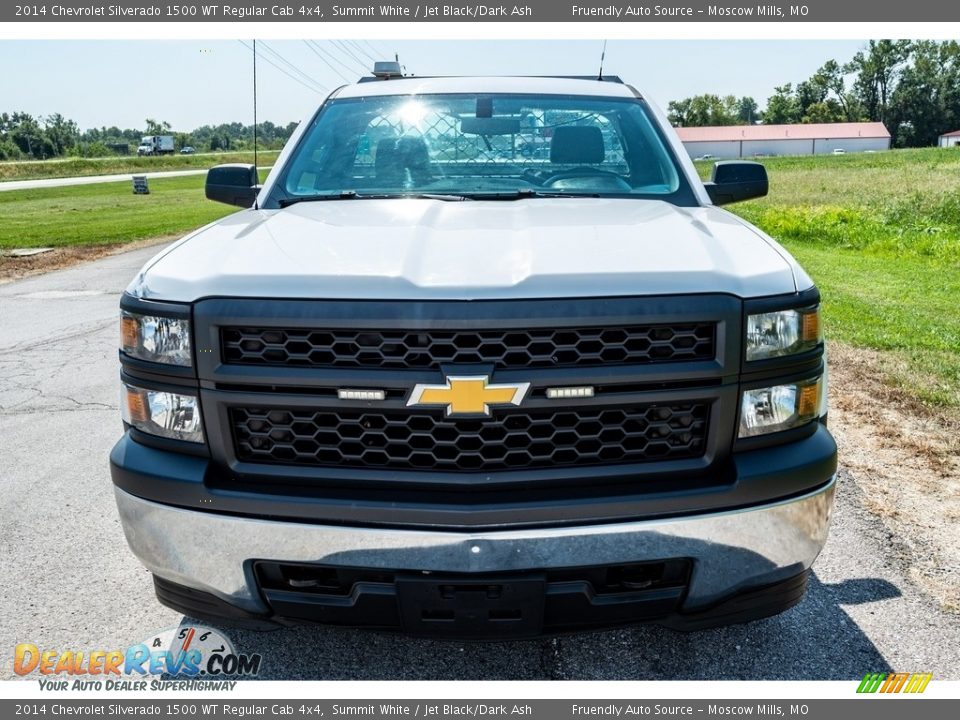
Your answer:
460,117 -> 522,135
704,161 -> 768,206
205,164 -> 259,207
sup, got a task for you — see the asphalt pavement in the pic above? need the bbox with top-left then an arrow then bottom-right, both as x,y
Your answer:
1,245 -> 959,681
0,169 -> 209,192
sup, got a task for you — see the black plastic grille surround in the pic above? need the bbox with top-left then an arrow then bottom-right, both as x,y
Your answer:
230,402 -> 709,472
221,323 -> 716,370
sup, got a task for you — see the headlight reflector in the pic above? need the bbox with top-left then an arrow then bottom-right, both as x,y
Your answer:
739,376 -> 822,438
120,311 -> 192,366
745,306 -> 821,361
122,384 -> 204,443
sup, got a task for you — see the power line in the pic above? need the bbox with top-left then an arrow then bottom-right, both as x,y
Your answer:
258,40 -> 330,93
237,40 -> 326,95
331,39 -> 372,73
307,40 -> 364,79
361,40 -> 391,59
344,39 -> 379,64
303,40 -> 354,84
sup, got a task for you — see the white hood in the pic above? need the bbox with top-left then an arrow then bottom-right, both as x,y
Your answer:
130,198 -> 805,302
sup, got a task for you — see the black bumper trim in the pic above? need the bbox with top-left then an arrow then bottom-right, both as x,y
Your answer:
152,569 -> 809,638
110,423 -> 837,532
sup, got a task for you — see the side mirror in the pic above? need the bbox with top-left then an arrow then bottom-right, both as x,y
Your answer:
704,161 -> 768,206
205,164 -> 259,207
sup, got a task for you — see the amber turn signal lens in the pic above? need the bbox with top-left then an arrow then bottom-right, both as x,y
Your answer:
120,315 -> 139,352
797,383 -> 820,418
801,310 -> 821,344
123,386 -> 149,425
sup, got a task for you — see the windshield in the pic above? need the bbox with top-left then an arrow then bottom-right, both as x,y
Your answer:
276,93 -> 693,202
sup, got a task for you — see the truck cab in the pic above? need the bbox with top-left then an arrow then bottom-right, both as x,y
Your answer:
110,75 -> 836,638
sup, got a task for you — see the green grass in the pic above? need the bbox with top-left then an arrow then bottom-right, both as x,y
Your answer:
0,175 -> 239,248
1,147 -> 958,409
0,150 -> 280,182
697,147 -> 960,409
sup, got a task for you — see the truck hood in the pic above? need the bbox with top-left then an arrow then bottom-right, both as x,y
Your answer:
131,198 -> 805,302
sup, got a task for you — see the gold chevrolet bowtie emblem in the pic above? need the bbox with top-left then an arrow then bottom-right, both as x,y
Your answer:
407,375 -> 530,416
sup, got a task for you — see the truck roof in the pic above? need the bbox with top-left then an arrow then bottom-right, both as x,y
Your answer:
334,75 -> 639,100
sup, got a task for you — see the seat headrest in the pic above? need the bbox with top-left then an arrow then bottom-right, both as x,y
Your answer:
550,126 -> 605,164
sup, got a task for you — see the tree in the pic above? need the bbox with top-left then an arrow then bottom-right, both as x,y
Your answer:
849,40 -> 912,124
737,96 -> 759,124
795,80 -> 828,118
764,84 -> 801,124
667,98 -> 693,126
887,41 -> 960,146
667,94 -> 743,126
144,118 -> 172,135
811,60 -> 864,121
43,113 -> 79,155
802,100 -> 847,124
7,112 -> 54,159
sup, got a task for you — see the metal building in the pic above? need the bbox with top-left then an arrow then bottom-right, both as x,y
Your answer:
676,122 -> 891,159
938,130 -> 960,148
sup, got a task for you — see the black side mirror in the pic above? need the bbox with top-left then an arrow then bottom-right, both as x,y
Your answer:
205,164 -> 259,207
704,161 -> 768,206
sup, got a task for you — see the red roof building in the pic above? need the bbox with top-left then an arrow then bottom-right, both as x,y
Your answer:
676,122 -> 891,158
939,129 -> 960,148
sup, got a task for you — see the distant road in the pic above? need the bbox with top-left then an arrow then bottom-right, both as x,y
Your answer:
0,165 -> 272,192
0,168 -> 207,192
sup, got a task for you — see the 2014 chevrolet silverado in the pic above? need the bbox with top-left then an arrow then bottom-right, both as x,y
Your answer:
110,73 -> 837,639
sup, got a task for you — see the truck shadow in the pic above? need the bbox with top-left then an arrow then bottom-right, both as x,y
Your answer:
180,571 -> 899,680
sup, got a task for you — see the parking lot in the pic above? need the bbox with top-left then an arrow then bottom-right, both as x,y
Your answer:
2,245 -> 959,681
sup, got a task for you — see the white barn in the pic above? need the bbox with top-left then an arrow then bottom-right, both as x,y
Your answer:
938,130 -> 960,148
676,122 -> 891,159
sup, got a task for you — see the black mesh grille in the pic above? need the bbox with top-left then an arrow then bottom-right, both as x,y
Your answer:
230,403 -> 709,472
221,324 -> 715,370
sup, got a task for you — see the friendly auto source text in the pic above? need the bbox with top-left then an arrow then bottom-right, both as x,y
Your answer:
570,5 -> 803,17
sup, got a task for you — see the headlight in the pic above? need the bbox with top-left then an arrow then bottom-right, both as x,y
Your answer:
739,376 -> 822,438
745,306 -> 821,361
122,383 -> 204,443
120,311 -> 192,366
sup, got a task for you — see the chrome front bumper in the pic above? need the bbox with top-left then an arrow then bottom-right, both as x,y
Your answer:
115,476 -> 836,615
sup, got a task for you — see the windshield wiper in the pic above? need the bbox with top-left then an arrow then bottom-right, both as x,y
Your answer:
456,189 -> 599,200
278,191 -> 470,208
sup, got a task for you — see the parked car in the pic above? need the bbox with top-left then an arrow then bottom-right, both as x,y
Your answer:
832,148 -> 846,155
111,74 -> 836,639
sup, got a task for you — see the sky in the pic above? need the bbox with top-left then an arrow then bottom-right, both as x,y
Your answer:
0,39 -> 867,131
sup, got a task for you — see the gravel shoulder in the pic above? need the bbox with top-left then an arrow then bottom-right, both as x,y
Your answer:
827,344 -> 960,613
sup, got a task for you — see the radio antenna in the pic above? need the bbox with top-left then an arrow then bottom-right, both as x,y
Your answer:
252,38 -> 259,209
598,40 -> 607,81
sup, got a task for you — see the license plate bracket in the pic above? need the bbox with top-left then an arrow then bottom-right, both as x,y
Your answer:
396,574 -> 546,639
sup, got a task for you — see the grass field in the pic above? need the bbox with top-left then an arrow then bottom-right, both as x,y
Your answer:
702,148 -> 960,409
0,150 -> 280,182
1,147 -> 958,409
0,174 -> 237,247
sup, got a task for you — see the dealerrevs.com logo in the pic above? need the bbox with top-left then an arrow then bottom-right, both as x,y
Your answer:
14,625 -> 262,690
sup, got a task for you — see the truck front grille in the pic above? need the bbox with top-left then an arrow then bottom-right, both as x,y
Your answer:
230,402 -> 709,472
221,323 -> 715,370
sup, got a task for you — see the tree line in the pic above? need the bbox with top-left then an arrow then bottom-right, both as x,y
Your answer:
667,40 -> 959,147
0,115 -> 298,161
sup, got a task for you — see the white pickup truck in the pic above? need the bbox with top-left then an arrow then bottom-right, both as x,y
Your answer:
111,74 -> 836,638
